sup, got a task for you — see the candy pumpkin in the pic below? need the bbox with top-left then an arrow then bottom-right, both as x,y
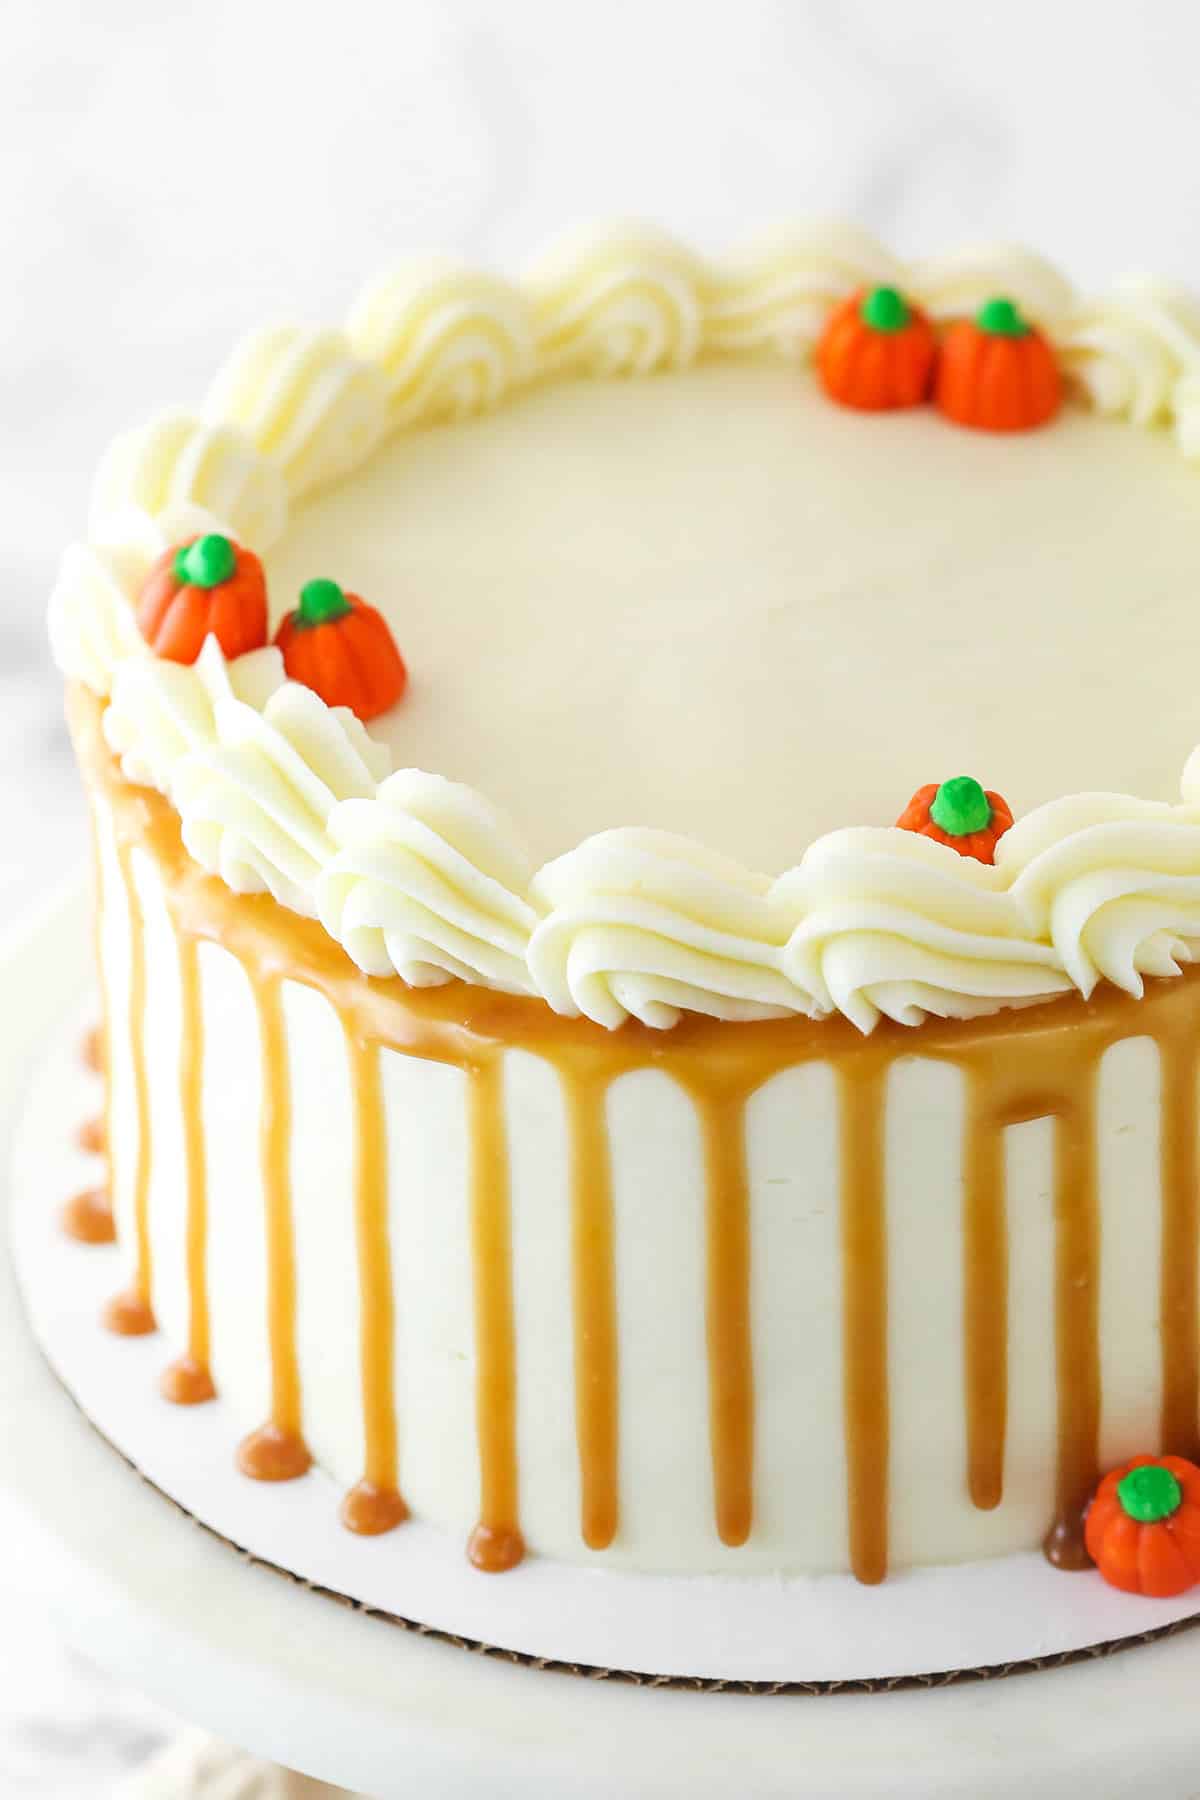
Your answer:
1085,1455 -> 1200,1598
935,296 -> 1061,432
816,286 -> 937,411
896,777 -> 1013,865
138,533 -> 269,664
274,579 -> 407,721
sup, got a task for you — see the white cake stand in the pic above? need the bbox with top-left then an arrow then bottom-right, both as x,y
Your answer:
6,882 -> 1200,1800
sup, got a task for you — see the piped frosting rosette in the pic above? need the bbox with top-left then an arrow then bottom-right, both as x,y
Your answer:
776,828 -> 1071,1033
204,327 -> 389,500
107,637 -> 388,917
348,255 -> 537,430
528,829 -> 807,1030
524,222 -> 709,378
317,771 -> 539,993
999,792 -> 1200,997
105,635 -> 283,795
704,221 -> 903,358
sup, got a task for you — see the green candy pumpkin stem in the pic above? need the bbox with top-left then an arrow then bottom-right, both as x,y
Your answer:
297,578 -> 353,627
861,285 -> 910,334
1117,1463 -> 1183,1524
173,533 -> 237,589
929,776 -> 992,837
976,295 -> 1030,339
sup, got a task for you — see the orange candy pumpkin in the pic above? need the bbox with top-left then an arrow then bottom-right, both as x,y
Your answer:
896,777 -> 1013,865
138,533 -> 269,664
935,296 -> 1061,432
275,579 -> 407,721
817,286 -> 937,411
1085,1455 -> 1200,1598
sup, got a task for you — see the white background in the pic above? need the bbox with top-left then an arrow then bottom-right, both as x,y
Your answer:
4,0 -> 1200,1788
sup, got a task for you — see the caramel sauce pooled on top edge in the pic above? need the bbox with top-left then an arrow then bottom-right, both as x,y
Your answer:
69,684 -> 1200,1580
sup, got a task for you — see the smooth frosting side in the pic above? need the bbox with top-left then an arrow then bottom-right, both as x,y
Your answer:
51,220 -> 1200,1032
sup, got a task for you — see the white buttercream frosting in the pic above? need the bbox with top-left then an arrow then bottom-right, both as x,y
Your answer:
204,326 -> 389,499
1000,794 -> 1200,997
89,414 -> 288,548
108,637 -> 388,917
347,255 -> 538,429
173,670 -> 389,917
105,634 -> 284,795
909,242 -> 1077,329
524,221 -> 708,377
530,830 -> 804,1030
776,829 -> 1070,1033
319,770 -> 539,992
705,221 -> 901,357
55,221 -> 1200,1033
49,544 -> 148,698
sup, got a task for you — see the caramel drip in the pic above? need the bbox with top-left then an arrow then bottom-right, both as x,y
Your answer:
65,689 -> 1200,1578
1042,1075 -> 1101,1569
1159,1032 -> 1200,1461
838,1064 -> 889,1585
963,1085 -> 1007,1511
60,1187 -> 116,1245
161,936 -> 215,1407
563,1068 -> 619,1550
466,1059 -> 524,1572
686,1080 -> 755,1546
102,841 -> 155,1338
236,980 -> 311,1483
340,1034 -> 407,1536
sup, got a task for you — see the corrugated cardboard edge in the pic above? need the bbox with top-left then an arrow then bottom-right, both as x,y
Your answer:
42,1348 -> 1200,1696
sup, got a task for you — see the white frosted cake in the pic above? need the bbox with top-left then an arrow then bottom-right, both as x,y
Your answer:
46,223 -> 1200,1618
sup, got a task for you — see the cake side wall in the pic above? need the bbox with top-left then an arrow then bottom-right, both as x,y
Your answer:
87,785 -> 1196,1577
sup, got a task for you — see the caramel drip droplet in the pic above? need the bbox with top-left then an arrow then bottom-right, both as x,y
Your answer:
102,1287 -> 156,1336
80,1022 -> 105,1073
839,1063 -> 889,1586
60,1186 -> 115,1245
693,1079 -> 755,1548
564,1066 -> 619,1551
467,1522 -> 526,1573
243,979 -> 310,1482
341,1480 -> 408,1536
345,1034 -> 406,1532
1042,1512 -> 1092,1571
466,1060 -> 524,1572
963,1088 -> 1007,1511
76,1115 -> 106,1154
237,1423 -> 312,1482
160,1355 -> 216,1405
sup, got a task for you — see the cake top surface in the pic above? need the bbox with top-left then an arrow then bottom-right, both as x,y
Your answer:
48,221 -> 1200,1034
265,362 -> 1200,870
